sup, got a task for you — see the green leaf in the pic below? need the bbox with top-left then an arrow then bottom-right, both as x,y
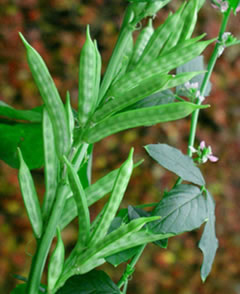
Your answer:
150,184 -> 208,234
145,143 -> 205,186
0,101 -> 42,122
176,55 -> 211,96
199,190 -> 218,282
0,122 -> 44,169
56,270 -> 120,294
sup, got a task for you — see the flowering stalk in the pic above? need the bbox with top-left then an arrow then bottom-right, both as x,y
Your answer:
187,5 -> 232,157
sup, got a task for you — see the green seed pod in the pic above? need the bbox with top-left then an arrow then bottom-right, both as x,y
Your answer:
138,2 -> 185,65
17,148 -> 43,239
108,38 -> 214,96
93,73 -> 170,122
59,160 -> 143,231
78,25 -> 96,127
128,19 -> 154,70
63,156 -> 91,246
160,3 -> 187,55
179,0 -> 199,41
78,216 -> 161,272
113,34 -> 134,82
88,148 -> 134,247
84,102 -> 209,144
94,40 -> 102,108
65,91 -> 75,145
19,33 -> 71,159
48,227 -> 65,293
42,108 -> 59,223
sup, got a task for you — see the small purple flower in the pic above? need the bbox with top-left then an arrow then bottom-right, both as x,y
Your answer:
211,0 -> 229,12
190,141 -> 219,163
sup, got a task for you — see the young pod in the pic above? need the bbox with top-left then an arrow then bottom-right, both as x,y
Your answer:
106,38 -> 214,97
84,102 -> 209,144
48,227 -> 65,293
127,19 -> 154,70
179,0 -> 199,41
42,108 -> 59,223
93,73 -> 170,122
63,156 -> 91,247
78,26 -> 96,127
88,148 -> 134,247
19,33 -> 71,159
17,148 -> 43,239
160,2 -> 187,55
113,34 -> 134,82
65,91 -> 75,145
93,40 -> 102,108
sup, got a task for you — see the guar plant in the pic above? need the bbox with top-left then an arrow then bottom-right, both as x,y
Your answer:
1,0 -> 239,293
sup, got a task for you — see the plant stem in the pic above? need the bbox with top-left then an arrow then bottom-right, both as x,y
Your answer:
117,244 -> 146,289
174,7 -> 231,189
26,183 -> 69,294
187,7 -> 231,156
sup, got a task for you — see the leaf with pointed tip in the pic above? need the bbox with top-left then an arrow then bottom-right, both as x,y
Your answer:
145,143 -> 205,186
199,190 -> 218,282
150,184 -> 208,234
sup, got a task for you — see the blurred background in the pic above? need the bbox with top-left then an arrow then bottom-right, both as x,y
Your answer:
0,0 -> 240,293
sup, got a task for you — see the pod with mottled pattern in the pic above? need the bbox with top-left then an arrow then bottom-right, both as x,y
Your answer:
48,227 -> 65,294
127,19 -> 154,70
63,156 -> 90,247
85,102 -> 209,144
78,26 -> 96,126
19,33 -> 70,159
108,38 -> 213,96
88,148 -> 134,247
17,148 -> 43,239
42,108 -> 59,223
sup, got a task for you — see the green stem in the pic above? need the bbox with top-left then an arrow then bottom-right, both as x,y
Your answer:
117,244 -> 146,289
174,7 -> 231,190
187,7 -> 231,157
26,183 -> 69,294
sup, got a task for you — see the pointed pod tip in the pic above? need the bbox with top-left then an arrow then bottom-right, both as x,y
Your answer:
56,227 -> 62,240
65,91 -> 71,104
147,18 -> 153,27
86,24 -> 92,41
129,147 -> 134,158
19,32 -> 29,49
17,147 -> 23,161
